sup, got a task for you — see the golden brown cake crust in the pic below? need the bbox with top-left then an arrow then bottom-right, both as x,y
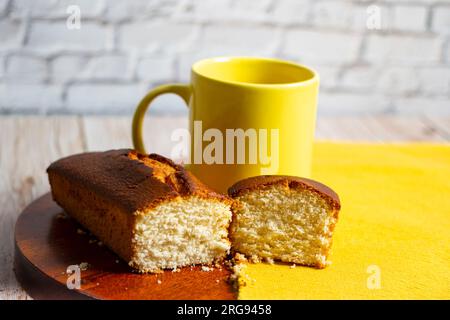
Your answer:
47,149 -> 230,215
228,175 -> 341,210
47,150 -> 232,271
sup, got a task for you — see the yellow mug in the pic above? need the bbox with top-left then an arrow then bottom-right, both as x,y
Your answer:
132,57 -> 319,193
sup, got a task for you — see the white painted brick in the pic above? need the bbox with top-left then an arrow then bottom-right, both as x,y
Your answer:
174,0 -> 231,22
377,67 -> 419,94
175,0 -> 270,23
27,21 -> 110,53
340,66 -> 419,94
233,0 -> 270,12
417,67 -> 450,96
283,30 -> 361,64
231,0 -> 271,22
432,5 -> 450,33
312,0 -> 358,29
119,21 -> 197,53
103,0 -> 151,21
0,19 -> 25,50
318,92 -> 390,116
197,25 -> 279,56
11,0 -> 104,18
365,35 -> 442,64
136,56 -> 174,82
394,97 -> 450,115
67,83 -> 146,113
51,55 -> 86,83
392,5 -> 428,32
0,55 -> 5,77
0,0 -> 449,117
341,66 -> 378,91
103,0 -> 178,22
5,55 -> 47,82
271,0 -> 310,25
445,43 -> 450,63
312,65 -> 340,89
0,84 -> 62,112
383,0 -> 435,3
78,55 -> 130,80
0,0 -> 9,15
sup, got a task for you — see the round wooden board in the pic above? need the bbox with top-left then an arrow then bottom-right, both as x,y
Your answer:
14,193 -> 237,300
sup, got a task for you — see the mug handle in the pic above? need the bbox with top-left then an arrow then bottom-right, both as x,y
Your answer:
132,83 -> 191,153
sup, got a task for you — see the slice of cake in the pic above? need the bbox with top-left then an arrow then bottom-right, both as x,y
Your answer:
47,149 -> 232,273
228,175 -> 340,268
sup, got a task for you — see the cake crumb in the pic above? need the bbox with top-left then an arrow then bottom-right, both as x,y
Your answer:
88,239 -> 97,244
264,257 -> 274,264
79,262 -> 89,271
216,279 -> 220,283
201,266 -> 212,272
290,264 -> 296,269
172,268 -> 180,273
234,253 -> 248,263
76,228 -> 86,235
56,213 -> 67,219
229,261 -> 256,288
248,255 -> 261,263
97,241 -> 103,247
115,259 -> 120,264
157,280 -> 162,284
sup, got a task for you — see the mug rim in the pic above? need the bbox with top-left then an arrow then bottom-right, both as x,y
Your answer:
191,56 -> 319,89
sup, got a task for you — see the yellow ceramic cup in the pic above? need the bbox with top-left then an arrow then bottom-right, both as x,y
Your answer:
132,57 -> 319,193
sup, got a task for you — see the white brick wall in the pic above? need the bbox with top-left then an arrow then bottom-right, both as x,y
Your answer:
0,0 -> 449,115
271,0 -> 310,25
27,21 -> 112,53
365,35 -> 442,64
432,5 -> 450,33
136,56 -> 174,82
392,5 -> 428,32
51,55 -> 87,83
10,0 -> 104,18
78,54 -> 131,80
5,55 -> 47,82
0,84 -> 62,112
283,30 -> 362,64
66,83 -> 147,113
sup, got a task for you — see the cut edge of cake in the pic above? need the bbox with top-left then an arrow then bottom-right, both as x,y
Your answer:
228,175 -> 341,269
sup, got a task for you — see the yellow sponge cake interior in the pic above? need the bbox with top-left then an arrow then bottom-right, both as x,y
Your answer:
228,175 -> 340,268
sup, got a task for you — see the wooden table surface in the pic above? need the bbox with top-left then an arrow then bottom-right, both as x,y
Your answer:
1,115 -> 449,300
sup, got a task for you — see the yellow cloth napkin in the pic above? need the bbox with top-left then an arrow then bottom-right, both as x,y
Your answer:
239,142 -> 450,299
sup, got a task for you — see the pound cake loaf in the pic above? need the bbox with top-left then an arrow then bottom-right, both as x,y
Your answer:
228,175 -> 340,268
47,149 -> 232,273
